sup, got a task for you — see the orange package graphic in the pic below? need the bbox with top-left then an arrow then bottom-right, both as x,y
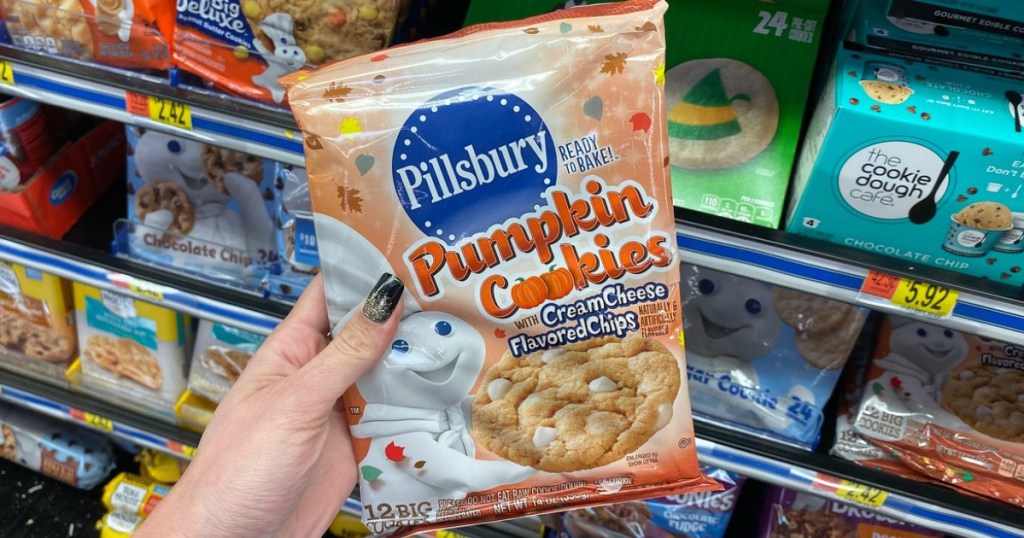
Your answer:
1,0 -> 174,70
173,0 -> 402,105
285,1 -> 718,535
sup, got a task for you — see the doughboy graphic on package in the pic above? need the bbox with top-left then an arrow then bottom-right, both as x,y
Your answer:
73,282 -> 188,419
853,316 -> 1024,507
124,127 -> 277,287
285,1 -> 716,534
681,264 -> 867,447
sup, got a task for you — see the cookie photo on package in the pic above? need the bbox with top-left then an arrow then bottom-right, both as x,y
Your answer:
0,260 -> 77,384
284,1 -> 717,535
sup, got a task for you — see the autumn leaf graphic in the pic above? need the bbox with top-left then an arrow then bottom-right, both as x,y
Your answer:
324,81 -> 352,103
337,186 -> 364,213
635,21 -> 657,32
304,134 -> 323,150
339,117 -> 362,139
600,52 -> 628,76
587,24 -> 604,33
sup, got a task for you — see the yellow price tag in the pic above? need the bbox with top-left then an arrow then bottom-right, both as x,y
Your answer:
147,96 -> 192,130
835,479 -> 888,508
436,531 -> 470,538
128,277 -> 165,302
181,444 -> 197,458
891,278 -> 958,318
83,412 -> 114,431
0,61 -> 14,86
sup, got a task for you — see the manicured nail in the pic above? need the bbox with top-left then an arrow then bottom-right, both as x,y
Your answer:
363,273 -> 404,323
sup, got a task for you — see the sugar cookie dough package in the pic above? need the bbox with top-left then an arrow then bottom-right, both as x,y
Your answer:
266,163 -> 319,300
757,485 -> 943,538
0,401 -> 116,489
73,282 -> 189,420
124,126 -> 278,288
852,316 -> 1024,507
681,264 -> 867,448
187,319 -> 264,403
173,0 -> 402,105
285,1 -> 717,534
0,259 -> 76,384
541,466 -> 745,538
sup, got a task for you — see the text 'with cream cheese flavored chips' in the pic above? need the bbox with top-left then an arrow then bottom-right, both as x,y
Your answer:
284,1 -> 717,535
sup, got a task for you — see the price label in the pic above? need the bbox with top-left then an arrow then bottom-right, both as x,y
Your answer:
128,277 -> 165,302
83,412 -> 114,431
859,270 -> 958,319
125,91 -> 192,130
0,60 -> 14,86
835,479 -> 888,508
181,444 -> 197,458
436,531 -> 470,538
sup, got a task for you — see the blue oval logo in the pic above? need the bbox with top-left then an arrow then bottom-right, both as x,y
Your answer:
392,87 -> 556,244
50,171 -> 77,205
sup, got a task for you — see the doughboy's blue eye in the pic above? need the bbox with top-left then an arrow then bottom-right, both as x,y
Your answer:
391,339 -> 409,353
434,321 -> 452,336
917,328 -> 927,337
944,330 -> 954,338
167,140 -> 182,154
745,299 -> 762,315
697,279 -> 715,295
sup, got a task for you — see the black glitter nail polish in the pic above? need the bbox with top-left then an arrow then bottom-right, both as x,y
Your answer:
363,273 -> 404,323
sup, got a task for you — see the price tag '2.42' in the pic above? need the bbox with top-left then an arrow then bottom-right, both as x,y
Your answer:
125,91 -> 192,130
859,270 -> 958,319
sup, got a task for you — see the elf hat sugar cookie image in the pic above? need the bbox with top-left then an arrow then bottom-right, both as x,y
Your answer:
859,62 -> 914,105
666,58 -> 779,170
942,201 -> 1014,257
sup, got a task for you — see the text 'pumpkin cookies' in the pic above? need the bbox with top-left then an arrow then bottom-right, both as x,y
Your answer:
285,1 -> 716,535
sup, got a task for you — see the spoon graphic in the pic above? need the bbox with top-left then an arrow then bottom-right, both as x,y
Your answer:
909,150 -> 959,225
1007,90 -> 1023,132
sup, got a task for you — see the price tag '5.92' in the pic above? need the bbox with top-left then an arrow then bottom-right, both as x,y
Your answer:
125,91 -> 192,130
859,270 -> 958,319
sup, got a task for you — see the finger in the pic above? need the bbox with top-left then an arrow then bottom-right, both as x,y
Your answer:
283,274 -> 404,410
246,275 -> 331,376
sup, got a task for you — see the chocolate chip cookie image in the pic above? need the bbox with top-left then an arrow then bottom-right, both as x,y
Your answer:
134,180 -> 196,237
472,334 -> 680,472
770,508 -> 855,538
200,145 -> 264,194
941,362 -> 1024,443
201,346 -> 252,383
84,335 -> 163,390
564,502 -> 652,537
0,424 -> 16,461
0,311 -> 74,362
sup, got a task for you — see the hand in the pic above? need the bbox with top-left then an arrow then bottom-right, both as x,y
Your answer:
139,273 -> 404,537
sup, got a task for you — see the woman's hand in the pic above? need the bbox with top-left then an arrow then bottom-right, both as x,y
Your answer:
139,273 -> 404,537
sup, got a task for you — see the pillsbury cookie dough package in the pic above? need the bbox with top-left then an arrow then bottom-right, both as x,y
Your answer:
172,0 -> 403,105
788,46 -> 1024,284
284,1 -> 718,534
187,319 -> 262,403
73,282 -> 189,421
266,163 -> 319,300
852,316 -> 1024,506
122,127 -> 278,289
0,259 -> 76,385
541,466 -> 745,538
681,264 -> 867,448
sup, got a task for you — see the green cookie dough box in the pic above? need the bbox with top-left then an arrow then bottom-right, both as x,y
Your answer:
787,46 -> 1024,285
463,0 -> 829,228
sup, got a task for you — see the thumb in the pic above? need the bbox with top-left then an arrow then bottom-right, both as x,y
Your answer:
285,273 -> 404,411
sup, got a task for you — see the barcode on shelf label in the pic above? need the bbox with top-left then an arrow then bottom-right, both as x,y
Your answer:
858,270 -> 957,319
0,61 -> 14,86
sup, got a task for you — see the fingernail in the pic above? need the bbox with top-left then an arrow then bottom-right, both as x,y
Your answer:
363,273 -> 404,323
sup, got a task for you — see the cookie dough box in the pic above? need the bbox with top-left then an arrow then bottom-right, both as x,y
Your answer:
72,283 -> 189,421
787,46 -> 1024,285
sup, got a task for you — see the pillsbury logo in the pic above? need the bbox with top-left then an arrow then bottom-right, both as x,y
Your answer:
50,171 -> 77,205
393,87 -> 556,244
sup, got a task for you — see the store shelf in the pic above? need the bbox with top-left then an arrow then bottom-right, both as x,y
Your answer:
677,209 -> 1024,345
0,368 -> 200,460
0,46 -> 304,166
695,420 -> 1024,538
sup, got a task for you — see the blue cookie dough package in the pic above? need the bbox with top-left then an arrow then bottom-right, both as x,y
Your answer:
541,466 -> 745,538
266,164 -> 319,300
681,264 -> 868,448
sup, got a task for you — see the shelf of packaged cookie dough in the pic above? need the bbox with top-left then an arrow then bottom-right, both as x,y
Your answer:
0,222 -> 289,336
693,420 -> 1024,538
0,46 -> 305,166
676,209 -> 1024,346
0,366 -> 201,461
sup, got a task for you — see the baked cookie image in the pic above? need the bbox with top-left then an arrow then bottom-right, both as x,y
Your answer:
0,424 -> 16,461
201,346 -> 252,382
472,333 -> 680,472
0,311 -> 74,362
941,361 -> 1024,443
666,58 -> 779,170
771,288 -> 865,370
565,502 -> 652,537
771,508 -> 855,538
200,145 -> 263,195
859,80 -> 914,105
84,335 -> 163,390
134,180 -> 196,237
94,0 -> 134,42
5,0 -> 94,60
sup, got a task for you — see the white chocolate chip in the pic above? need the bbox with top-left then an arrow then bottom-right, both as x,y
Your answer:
588,376 -> 616,392
487,379 -> 513,401
977,405 -> 993,418
541,349 -> 563,364
533,426 -> 557,448
655,402 -> 673,429
959,370 -> 975,380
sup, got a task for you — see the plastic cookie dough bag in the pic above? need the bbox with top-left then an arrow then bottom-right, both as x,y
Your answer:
284,1 -> 718,535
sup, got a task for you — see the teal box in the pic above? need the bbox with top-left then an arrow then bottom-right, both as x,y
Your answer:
886,0 -> 1024,38
848,0 -> 1024,72
787,47 -> 1024,285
